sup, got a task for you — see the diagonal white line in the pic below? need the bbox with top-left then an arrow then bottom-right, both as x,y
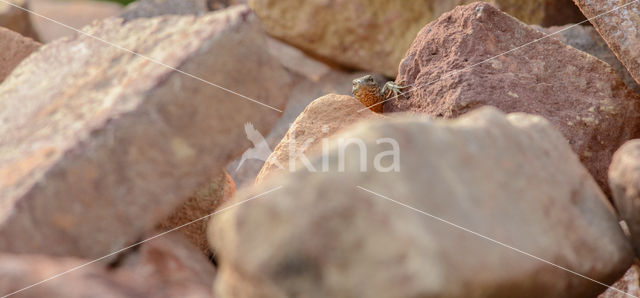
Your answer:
0,185 -> 284,298
0,0 -> 283,113
356,185 -> 638,298
358,0 -> 640,112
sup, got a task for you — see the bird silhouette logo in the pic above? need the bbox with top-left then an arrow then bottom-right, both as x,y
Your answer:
235,122 -> 283,172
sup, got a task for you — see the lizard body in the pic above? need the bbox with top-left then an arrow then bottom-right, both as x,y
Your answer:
351,75 -> 409,113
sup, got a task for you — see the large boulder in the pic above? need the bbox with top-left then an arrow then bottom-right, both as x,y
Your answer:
0,27 -> 39,82
572,0 -> 640,86
0,6 -> 291,258
0,0 -> 39,40
211,107 -> 632,298
249,0 -> 583,77
386,2 -> 640,194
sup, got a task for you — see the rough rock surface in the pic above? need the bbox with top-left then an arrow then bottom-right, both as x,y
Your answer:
226,36 -> 380,187
0,27 -> 39,82
0,0 -> 39,40
211,107 -> 632,298
387,2 -> 640,193
158,170 -> 235,255
30,0 -> 123,43
572,0 -> 640,86
610,140 -> 640,256
254,94 -> 383,183
0,233 -> 214,298
0,6 -> 290,258
598,265 -> 640,298
535,24 -> 640,94
249,0 -> 583,77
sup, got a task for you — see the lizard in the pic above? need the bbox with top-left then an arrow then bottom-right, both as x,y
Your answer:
351,75 -> 410,113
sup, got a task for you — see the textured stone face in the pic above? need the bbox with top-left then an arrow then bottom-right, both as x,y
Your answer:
572,0 -> 640,86
0,6 -> 291,258
248,0 -> 583,77
0,27 -> 39,82
211,107 -> 632,298
386,3 -> 640,194
254,94 -> 383,183
534,24 -> 640,95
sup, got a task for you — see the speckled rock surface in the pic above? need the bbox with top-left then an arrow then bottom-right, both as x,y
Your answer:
386,2 -> 640,194
572,0 -> 640,86
211,107 -> 631,298
249,0 -> 583,77
254,94 -> 383,184
535,24 -> 640,95
0,233 -> 214,298
158,170 -> 235,255
0,27 -> 39,82
0,6 -> 290,258
0,0 -> 39,40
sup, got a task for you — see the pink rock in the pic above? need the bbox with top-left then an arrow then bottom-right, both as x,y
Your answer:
386,2 -> 640,194
0,6 -> 290,258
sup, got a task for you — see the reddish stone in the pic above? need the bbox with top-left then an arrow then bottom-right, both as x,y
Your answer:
386,2 -> 640,194
572,0 -> 640,87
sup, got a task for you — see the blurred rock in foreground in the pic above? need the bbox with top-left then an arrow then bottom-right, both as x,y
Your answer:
573,0 -> 640,86
211,107 -> 631,298
0,233 -> 214,298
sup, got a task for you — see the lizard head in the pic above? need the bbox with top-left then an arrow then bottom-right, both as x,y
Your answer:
352,75 -> 378,95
